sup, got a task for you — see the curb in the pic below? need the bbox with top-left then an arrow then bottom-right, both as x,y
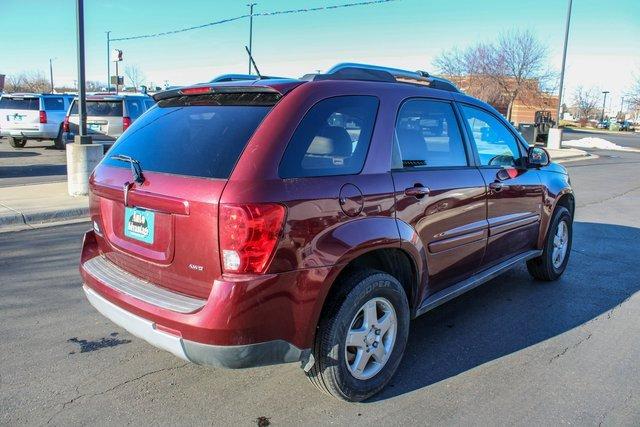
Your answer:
554,153 -> 598,163
0,206 -> 89,230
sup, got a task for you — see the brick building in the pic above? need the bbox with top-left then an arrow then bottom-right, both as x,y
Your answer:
444,74 -> 559,125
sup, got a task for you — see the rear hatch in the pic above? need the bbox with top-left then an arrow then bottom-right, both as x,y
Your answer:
68,99 -> 124,140
0,96 -> 41,131
90,87 -> 282,298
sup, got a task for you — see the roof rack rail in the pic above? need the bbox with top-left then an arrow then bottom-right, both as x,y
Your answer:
307,63 -> 459,92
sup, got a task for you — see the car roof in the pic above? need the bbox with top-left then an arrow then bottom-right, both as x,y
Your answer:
2,93 -> 73,98
81,93 -> 151,101
151,64 -> 507,116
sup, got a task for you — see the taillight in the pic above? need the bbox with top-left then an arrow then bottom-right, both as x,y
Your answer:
219,203 -> 286,274
62,116 -> 69,132
39,111 -> 47,124
123,116 -> 132,131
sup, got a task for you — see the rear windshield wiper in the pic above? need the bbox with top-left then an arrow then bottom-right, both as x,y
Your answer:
111,154 -> 145,184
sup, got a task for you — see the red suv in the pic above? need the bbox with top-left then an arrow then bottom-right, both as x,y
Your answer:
80,64 -> 574,401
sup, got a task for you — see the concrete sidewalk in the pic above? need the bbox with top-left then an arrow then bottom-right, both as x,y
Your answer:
0,182 -> 88,231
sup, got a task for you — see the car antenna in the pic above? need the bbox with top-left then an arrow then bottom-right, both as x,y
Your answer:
245,46 -> 263,79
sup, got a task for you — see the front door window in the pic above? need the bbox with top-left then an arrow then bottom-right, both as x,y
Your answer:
459,105 -> 522,167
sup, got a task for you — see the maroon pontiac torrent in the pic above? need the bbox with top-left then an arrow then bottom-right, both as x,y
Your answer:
79,63 -> 574,401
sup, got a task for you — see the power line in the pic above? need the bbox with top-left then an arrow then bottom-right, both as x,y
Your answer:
110,0 -> 398,42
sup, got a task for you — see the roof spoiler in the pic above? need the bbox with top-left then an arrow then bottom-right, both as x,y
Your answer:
152,85 -> 281,102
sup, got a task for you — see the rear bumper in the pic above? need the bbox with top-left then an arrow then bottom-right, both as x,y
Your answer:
83,285 -> 306,368
64,131 -> 117,142
1,127 -> 58,139
79,230 -> 331,368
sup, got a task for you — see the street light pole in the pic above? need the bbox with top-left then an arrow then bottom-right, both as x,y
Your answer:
247,3 -> 257,74
555,0 -> 573,127
49,58 -> 55,93
76,0 -> 88,139
106,31 -> 111,91
68,0 -> 100,197
601,91 -> 610,122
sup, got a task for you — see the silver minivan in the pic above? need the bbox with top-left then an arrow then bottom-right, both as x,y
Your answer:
64,94 -> 154,143
0,93 -> 75,148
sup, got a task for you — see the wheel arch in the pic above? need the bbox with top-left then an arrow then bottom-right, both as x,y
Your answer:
538,188 -> 574,248
303,218 -> 425,347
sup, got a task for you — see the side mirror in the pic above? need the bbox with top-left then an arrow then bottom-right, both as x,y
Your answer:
527,146 -> 550,168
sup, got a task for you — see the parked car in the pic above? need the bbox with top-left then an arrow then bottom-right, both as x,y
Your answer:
79,63 -> 574,402
0,93 -> 75,148
63,93 -> 154,143
618,120 -> 634,131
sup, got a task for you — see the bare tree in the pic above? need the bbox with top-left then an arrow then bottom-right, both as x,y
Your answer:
124,65 -> 146,91
86,81 -> 106,92
5,71 -> 50,93
434,29 -> 553,121
572,86 -> 600,122
628,74 -> 640,111
489,30 -> 553,120
434,44 -> 504,105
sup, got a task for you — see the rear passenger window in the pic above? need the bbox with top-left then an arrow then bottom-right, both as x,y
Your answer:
125,98 -> 145,120
393,100 -> 467,169
279,96 -> 378,178
44,97 -> 65,111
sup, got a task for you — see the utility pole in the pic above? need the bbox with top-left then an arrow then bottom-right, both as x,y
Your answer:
115,60 -> 119,94
106,31 -> 111,91
247,3 -> 257,74
49,58 -> 55,93
620,96 -> 625,114
601,91 -> 610,121
555,0 -> 572,127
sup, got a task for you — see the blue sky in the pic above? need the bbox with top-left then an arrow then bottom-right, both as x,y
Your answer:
2,0 -> 638,111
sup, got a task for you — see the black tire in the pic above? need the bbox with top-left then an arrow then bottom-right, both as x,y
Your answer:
53,126 -> 65,149
9,137 -> 26,148
527,206 -> 572,281
306,269 -> 410,402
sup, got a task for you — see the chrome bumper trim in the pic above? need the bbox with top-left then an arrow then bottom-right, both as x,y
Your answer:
83,256 -> 205,313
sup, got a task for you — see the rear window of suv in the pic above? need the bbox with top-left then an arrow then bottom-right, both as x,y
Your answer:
0,97 -> 40,110
70,100 -> 123,116
102,92 -> 278,179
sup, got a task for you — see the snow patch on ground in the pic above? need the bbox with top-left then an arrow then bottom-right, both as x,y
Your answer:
563,137 -> 634,152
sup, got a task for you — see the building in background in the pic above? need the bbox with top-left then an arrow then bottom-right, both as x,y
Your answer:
445,74 -> 559,125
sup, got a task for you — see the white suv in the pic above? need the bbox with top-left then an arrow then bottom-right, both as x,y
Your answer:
64,94 -> 155,144
0,93 -> 75,149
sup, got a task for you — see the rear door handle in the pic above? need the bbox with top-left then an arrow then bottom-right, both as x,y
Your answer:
404,185 -> 430,198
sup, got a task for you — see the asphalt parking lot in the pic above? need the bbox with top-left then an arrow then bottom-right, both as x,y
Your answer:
0,138 -> 66,187
1,146 -> 640,425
